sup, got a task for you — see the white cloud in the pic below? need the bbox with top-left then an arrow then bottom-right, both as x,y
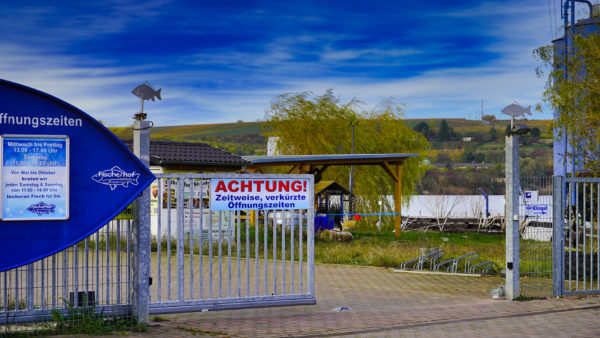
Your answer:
320,48 -> 423,61
0,0 -> 558,126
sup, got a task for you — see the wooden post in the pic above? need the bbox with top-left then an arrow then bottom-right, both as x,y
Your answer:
249,210 -> 256,227
394,163 -> 402,237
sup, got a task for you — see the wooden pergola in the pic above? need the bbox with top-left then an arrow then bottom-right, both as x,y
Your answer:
242,153 -> 418,237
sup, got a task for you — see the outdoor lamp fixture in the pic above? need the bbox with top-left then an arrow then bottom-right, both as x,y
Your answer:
131,81 -> 162,121
509,124 -> 531,135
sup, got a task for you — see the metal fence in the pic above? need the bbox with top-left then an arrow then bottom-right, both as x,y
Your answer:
1,219 -> 133,334
149,174 -> 315,314
519,176 -> 554,298
559,177 -> 600,295
1,172 -> 316,333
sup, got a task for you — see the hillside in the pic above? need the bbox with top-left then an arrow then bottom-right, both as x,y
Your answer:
109,118 -> 553,194
122,118 -> 552,156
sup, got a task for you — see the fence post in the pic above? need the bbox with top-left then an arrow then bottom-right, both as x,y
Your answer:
505,134 -> 520,300
26,263 -> 34,310
307,176 -> 315,297
132,119 -> 151,323
553,175 -> 565,297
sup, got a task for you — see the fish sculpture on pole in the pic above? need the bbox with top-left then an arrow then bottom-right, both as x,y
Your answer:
131,82 -> 162,101
501,102 -> 531,118
131,81 -> 162,120
501,102 -> 531,129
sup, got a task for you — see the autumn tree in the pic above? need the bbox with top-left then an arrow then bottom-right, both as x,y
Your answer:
266,90 -> 430,229
535,29 -> 600,173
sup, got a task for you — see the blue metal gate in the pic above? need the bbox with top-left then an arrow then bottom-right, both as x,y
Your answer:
553,176 -> 600,296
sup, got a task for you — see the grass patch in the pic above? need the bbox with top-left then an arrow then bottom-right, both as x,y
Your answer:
315,231 -> 505,273
515,296 -> 540,301
175,325 -> 230,336
2,307 -> 145,336
149,224 -> 505,273
50,307 -> 146,335
151,315 -> 171,322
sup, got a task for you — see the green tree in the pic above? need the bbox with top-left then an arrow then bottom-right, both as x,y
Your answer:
461,151 -> 474,163
266,90 -> 430,215
535,30 -> 600,173
489,127 -> 498,142
413,121 -> 433,139
474,153 -> 485,163
437,120 -> 450,142
530,127 -> 541,141
413,121 -> 429,133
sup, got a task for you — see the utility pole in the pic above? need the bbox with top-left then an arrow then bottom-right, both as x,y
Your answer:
131,81 -> 161,323
501,101 -> 531,300
349,119 -> 358,217
505,130 -> 520,300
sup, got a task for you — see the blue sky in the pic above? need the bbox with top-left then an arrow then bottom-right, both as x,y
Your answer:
0,0 -> 571,126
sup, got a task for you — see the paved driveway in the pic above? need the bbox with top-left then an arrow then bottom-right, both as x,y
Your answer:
137,263 -> 600,337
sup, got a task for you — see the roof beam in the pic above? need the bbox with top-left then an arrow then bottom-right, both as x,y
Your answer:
381,161 -> 398,182
245,166 -> 265,174
287,164 -> 301,174
311,164 -> 330,183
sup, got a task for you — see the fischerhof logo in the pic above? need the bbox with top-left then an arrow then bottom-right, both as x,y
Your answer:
92,166 -> 140,190
27,202 -> 56,216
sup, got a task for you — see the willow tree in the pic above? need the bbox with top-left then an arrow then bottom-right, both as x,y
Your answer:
535,30 -> 600,173
266,90 -> 430,231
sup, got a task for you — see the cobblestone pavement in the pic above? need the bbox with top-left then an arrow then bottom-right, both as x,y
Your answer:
135,263 -> 600,337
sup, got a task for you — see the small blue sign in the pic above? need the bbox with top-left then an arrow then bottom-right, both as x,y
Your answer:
0,79 -> 155,271
1,135 -> 69,221
525,204 -> 549,216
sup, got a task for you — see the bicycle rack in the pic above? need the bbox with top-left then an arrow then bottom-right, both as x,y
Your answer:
398,250 -> 495,276
469,261 -> 494,275
399,248 -> 444,271
449,252 -> 478,273
433,258 -> 454,272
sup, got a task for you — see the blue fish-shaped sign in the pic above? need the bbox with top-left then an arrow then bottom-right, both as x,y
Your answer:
92,166 -> 140,190
27,202 -> 56,216
0,79 -> 155,271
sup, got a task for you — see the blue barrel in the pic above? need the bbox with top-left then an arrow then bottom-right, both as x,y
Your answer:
314,215 -> 328,232
327,216 -> 335,230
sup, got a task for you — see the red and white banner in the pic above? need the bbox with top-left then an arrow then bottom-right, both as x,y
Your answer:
210,178 -> 310,210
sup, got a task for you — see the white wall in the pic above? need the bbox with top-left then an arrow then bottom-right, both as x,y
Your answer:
401,194 -> 552,219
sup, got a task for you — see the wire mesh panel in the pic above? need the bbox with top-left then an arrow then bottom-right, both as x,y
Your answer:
149,173 -> 315,314
0,219 -> 133,335
563,178 -> 600,295
519,176 -> 554,298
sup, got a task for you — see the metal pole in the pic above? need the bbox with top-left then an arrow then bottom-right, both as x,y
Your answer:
378,200 -> 382,232
132,119 -> 151,323
553,175 -> 565,297
505,134 -> 520,300
349,122 -> 356,217
570,0 -> 576,179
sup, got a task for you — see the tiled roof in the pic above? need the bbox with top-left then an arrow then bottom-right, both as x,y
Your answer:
121,139 -> 249,166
